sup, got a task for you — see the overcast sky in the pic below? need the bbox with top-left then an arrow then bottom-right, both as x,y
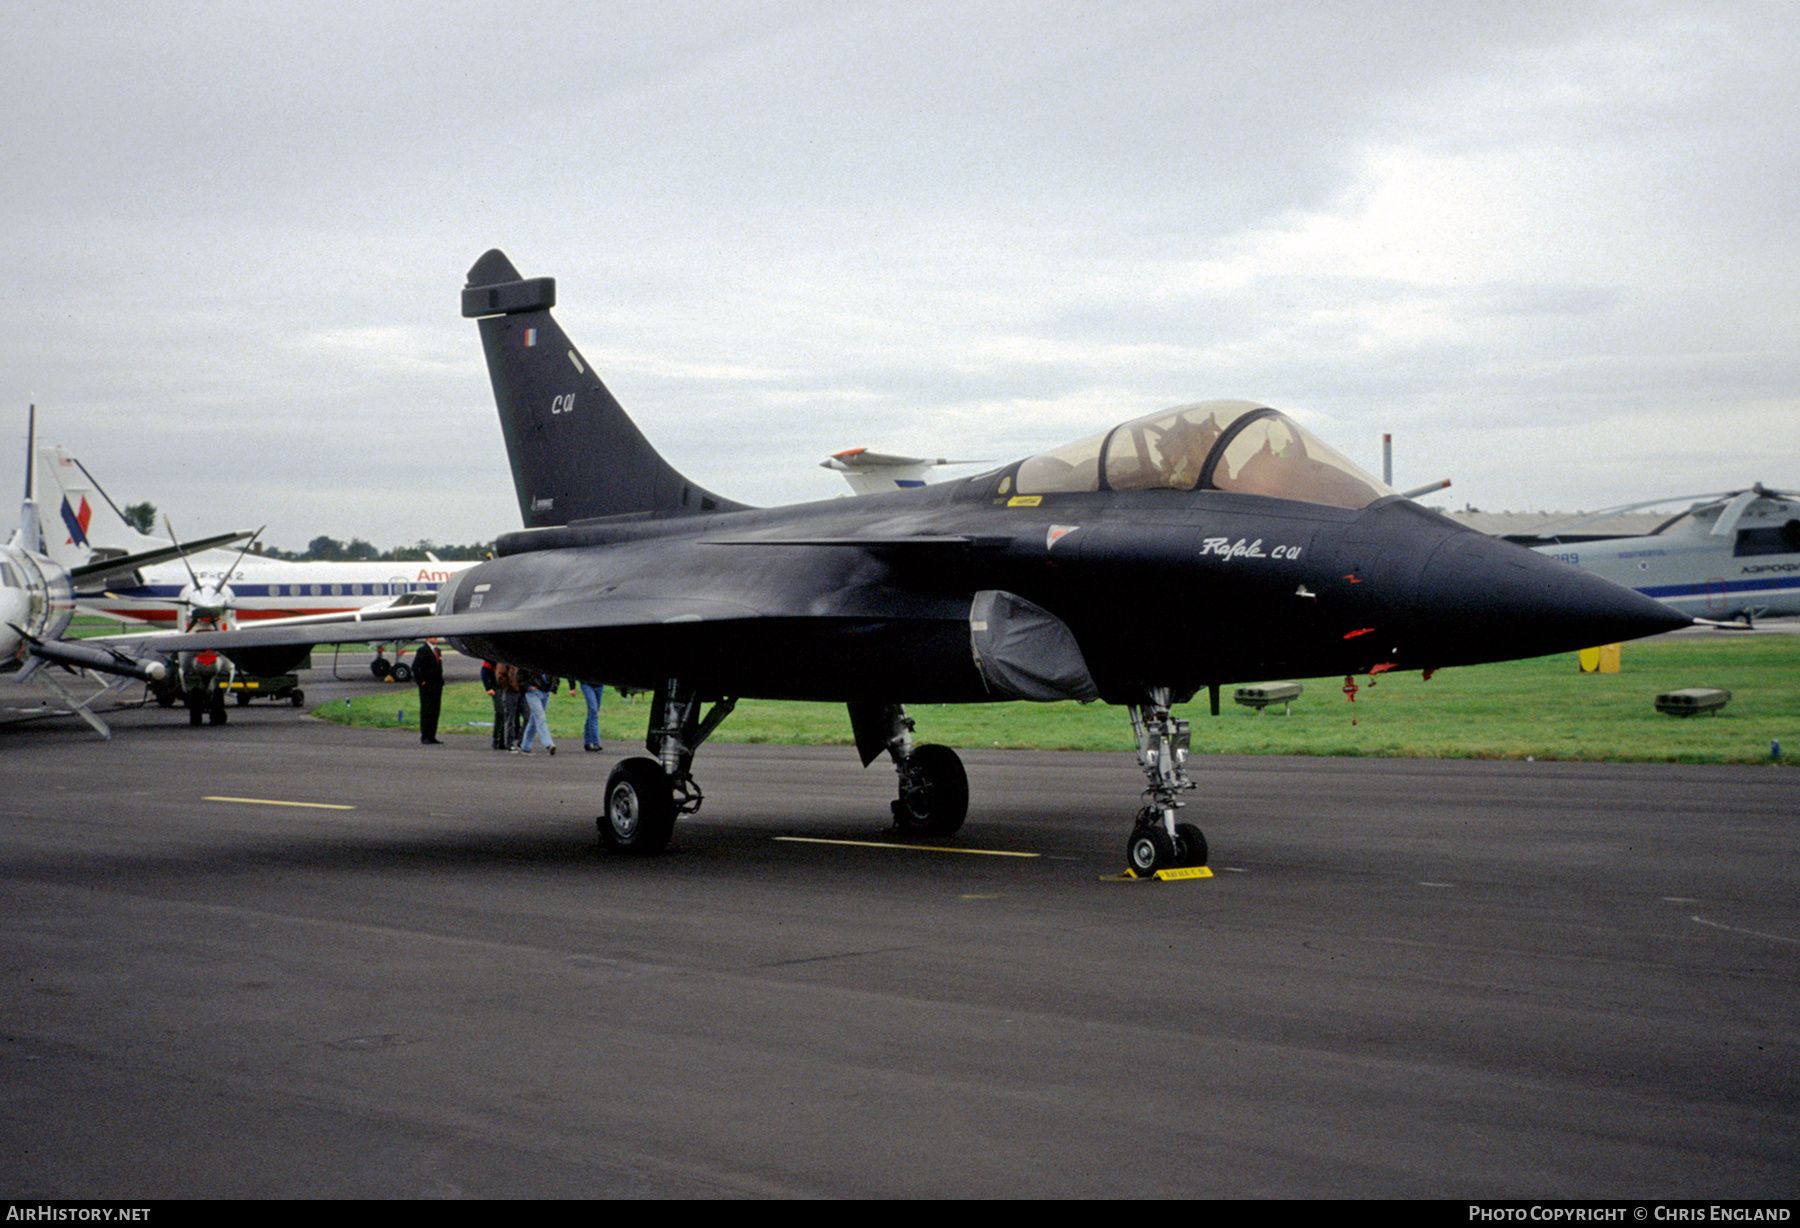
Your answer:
2,1 -> 1793,551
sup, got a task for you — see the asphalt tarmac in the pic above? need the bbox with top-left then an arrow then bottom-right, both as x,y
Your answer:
3,671 -> 1796,1198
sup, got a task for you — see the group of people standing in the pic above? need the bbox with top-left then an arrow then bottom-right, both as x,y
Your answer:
408,638 -> 605,754
479,659 -> 606,756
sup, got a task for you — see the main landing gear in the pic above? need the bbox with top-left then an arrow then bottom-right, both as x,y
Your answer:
370,656 -> 411,682
1124,687 -> 1208,876
596,690 -> 972,856
599,680 -> 736,855
847,702 -> 967,836
860,703 -> 968,836
185,687 -> 228,727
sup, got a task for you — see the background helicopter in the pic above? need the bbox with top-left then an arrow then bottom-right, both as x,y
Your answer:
1519,484 -> 1799,625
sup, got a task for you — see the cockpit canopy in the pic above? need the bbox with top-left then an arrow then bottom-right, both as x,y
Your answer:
1014,400 -> 1394,511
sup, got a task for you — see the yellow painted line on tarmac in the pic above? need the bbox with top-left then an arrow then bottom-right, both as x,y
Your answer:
774,836 -> 1037,858
204,796 -> 356,811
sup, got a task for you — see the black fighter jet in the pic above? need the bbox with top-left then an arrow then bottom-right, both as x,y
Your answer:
125,250 -> 1689,873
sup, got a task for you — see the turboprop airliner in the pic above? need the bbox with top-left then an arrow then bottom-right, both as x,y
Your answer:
40,443 -> 472,678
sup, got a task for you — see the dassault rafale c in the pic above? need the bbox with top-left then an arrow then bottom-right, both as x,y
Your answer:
118,251 -> 1688,872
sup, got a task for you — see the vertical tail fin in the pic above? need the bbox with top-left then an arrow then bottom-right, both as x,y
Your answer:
462,250 -> 746,527
15,405 -> 41,554
35,442 -> 168,571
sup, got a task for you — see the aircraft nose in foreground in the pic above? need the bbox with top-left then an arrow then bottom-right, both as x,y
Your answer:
1406,531 -> 1692,667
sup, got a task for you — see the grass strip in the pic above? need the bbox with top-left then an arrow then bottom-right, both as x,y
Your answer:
315,635 -> 1798,765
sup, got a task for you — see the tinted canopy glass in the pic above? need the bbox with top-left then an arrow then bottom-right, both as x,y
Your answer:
1015,400 -> 1392,510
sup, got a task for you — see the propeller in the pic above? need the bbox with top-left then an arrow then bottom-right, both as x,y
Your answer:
164,514 -> 265,629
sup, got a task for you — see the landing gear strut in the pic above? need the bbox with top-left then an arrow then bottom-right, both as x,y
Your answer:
598,679 -> 736,855
1125,688 -> 1207,875
850,702 -> 968,836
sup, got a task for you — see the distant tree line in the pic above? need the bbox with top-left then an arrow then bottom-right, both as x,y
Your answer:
263,536 -> 496,562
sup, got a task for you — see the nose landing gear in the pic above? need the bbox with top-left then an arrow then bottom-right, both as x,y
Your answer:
1125,688 -> 1207,876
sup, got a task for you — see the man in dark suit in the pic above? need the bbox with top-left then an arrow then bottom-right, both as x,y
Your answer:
414,638 -> 445,745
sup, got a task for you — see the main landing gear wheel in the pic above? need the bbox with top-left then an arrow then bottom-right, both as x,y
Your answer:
370,658 -> 391,681
892,743 -> 968,836
595,681 -> 736,858
599,757 -> 677,855
389,662 -> 412,683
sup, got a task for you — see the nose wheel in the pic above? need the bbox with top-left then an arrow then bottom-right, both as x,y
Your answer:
1126,815 -> 1207,876
1176,821 -> 1207,868
1126,822 -> 1173,876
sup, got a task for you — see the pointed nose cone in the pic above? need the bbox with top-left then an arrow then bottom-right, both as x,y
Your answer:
1409,532 -> 1690,667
